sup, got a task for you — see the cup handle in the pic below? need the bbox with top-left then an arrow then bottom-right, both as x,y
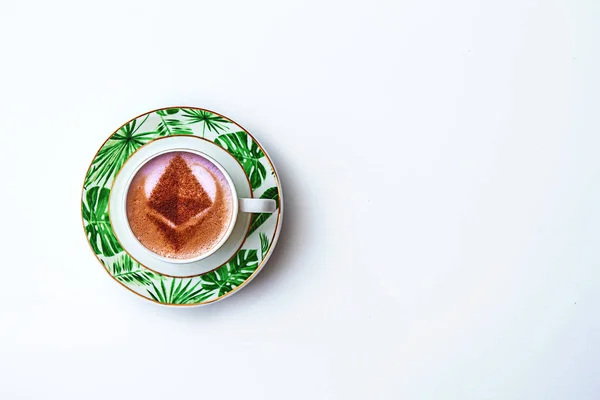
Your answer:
239,198 -> 277,213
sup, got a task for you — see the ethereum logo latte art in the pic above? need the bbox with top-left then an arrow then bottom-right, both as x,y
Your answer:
126,152 -> 234,260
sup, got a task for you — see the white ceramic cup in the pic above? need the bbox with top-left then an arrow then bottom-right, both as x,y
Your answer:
123,148 -> 276,264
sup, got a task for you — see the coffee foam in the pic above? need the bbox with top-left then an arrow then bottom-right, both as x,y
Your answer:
126,151 -> 234,260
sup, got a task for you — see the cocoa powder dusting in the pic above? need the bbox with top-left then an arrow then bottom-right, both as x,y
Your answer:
148,155 -> 212,225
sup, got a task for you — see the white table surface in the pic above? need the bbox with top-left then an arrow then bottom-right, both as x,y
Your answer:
0,1 -> 598,399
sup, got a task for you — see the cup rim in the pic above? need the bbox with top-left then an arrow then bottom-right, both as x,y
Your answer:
122,148 -> 240,264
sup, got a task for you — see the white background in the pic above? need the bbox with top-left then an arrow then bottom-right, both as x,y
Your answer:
0,0 -> 598,399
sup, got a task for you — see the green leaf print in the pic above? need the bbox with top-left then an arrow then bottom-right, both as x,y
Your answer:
146,278 -> 213,305
105,255 -> 157,286
82,186 -> 123,257
160,108 -> 180,115
201,249 -> 260,297
215,131 -> 267,189
84,115 -> 156,188
259,232 -> 269,260
181,109 -> 230,136
155,109 -> 193,136
248,187 -> 279,236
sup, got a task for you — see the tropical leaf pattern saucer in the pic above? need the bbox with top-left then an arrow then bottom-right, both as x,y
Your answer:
82,107 -> 282,306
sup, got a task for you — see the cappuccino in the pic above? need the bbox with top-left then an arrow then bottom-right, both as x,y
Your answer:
126,151 -> 234,261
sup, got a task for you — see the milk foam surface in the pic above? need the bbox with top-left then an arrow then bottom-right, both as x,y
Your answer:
126,151 -> 234,260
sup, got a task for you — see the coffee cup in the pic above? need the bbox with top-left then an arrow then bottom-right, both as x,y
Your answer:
123,149 -> 275,264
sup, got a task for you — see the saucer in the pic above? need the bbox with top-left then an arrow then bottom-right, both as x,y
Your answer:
82,107 -> 282,306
